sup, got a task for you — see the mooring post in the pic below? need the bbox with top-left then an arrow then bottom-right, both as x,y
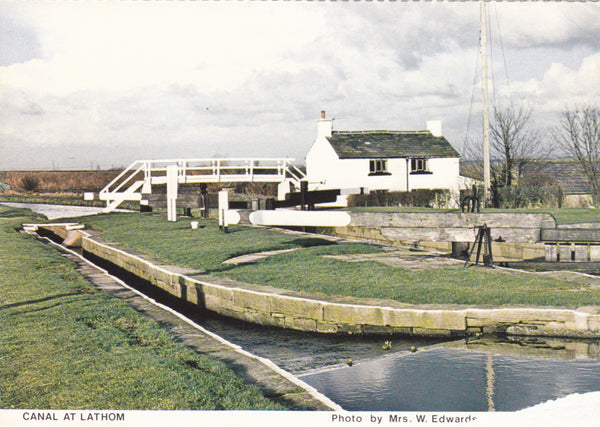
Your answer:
200,183 -> 208,219
300,181 -> 308,211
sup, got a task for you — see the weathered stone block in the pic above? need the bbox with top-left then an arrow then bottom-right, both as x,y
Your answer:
203,294 -> 230,313
362,324 -> 395,335
412,327 -> 453,337
466,317 -> 492,328
285,317 -> 317,332
574,245 -> 589,262
316,321 -> 339,334
591,246 -> 600,262
384,309 -> 465,331
467,308 -> 574,324
542,228 -> 600,243
323,303 -> 385,326
522,246 -> 545,261
199,283 -> 233,302
183,283 -> 198,305
269,313 -> 287,329
270,294 -> 324,321
545,244 -> 558,262
335,323 -> 364,335
233,288 -> 270,312
63,230 -> 83,248
240,308 -> 273,326
588,315 -> 600,332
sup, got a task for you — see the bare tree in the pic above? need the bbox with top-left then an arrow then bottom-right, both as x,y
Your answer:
462,105 -> 549,188
489,105 -> 550,188
553,105 -> 600,205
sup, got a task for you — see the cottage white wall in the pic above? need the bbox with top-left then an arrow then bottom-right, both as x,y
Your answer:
305,135 -> 340,187
307,155 -> 460,193
408,158 -> 459,191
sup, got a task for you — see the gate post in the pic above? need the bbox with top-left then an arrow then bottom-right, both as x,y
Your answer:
218,190 -> 229,232
166,165 -> 178,222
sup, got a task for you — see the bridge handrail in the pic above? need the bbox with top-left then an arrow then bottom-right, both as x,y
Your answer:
100,157 -> 303,204
100,161 -> 145,197
287,163 -> 306,182
138,158 -> 298,179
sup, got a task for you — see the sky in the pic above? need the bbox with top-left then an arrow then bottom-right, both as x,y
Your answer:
0,1 -> 599,170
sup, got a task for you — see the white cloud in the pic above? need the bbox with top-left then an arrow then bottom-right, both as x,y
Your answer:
489,3 -> 600,49
1,2 -> 327,94
1,1 -> 599,170
509,52 -> 600,113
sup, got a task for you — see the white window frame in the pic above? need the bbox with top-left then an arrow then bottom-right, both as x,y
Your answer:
369,159 -> 389,175
410,158 -> 430,174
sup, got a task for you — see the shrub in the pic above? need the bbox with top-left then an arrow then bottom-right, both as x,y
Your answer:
347,189 -> 451,208
493,186 -> 562,209
20,175 -> 40,192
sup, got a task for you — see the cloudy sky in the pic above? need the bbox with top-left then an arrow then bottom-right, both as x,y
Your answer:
1,1 -> 598,170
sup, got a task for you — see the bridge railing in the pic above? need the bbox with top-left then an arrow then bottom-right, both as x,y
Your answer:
99,158 -> 305,205
140,158 -> 300,181
99,160 -> 146,201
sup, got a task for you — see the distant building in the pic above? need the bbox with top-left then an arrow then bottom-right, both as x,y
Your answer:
305,111 -> 466,206
524,159 -> 600,208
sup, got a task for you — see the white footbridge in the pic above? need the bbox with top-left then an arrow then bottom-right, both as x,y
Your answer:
99,158 -> 305,213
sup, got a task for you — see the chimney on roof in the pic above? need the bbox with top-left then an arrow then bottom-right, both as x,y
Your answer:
426,120 -> 442,137
317,110 -> 333,138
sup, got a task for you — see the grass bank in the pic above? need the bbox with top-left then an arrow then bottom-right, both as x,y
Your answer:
0,193 -> 105,207
0,206 -> 284,410
79,212 -> 600,308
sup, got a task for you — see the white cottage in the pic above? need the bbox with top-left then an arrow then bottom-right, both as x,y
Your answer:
305,111 -> 463,206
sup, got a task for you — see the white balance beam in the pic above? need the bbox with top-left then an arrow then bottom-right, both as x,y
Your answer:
248,210 -> 351,227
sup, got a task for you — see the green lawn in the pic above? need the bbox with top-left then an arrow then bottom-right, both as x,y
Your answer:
78,212 -> 600,308
0,206 -> 284,410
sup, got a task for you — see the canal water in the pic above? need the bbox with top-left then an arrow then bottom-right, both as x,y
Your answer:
10,202 -> 600,412
1,202 -> 111,220
297,341 -> 600,411
197,315 -> 600,412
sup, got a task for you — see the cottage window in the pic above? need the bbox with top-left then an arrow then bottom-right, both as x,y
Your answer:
410,158 -> 431,174
369,159 -> 390,175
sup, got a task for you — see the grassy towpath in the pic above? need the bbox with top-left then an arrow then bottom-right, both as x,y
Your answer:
79,212 -> 600,309
0,206 -> 284,410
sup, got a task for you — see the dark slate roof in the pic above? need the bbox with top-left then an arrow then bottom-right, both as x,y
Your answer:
460,159 -> 599,194
327,131 -> 460,159
528,159 -> 599,194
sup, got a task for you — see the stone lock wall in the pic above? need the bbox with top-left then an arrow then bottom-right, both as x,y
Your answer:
78,232 -> 600,339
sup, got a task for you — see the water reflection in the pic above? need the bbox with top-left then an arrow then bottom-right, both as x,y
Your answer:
299,337 -> 600,412
199,315 -> 446,375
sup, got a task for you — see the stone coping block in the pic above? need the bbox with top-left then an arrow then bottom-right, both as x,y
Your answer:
542,228 -> 600,243
55,224 -> 599,339
349,212 -> 557,229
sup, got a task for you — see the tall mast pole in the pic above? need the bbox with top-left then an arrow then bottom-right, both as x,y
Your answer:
481,2 -> 491,208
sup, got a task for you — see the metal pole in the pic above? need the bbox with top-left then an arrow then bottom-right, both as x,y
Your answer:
481,2 -> 491,208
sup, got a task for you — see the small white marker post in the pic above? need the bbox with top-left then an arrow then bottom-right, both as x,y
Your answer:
218,190 -> 229,232
166,165 -> 178,222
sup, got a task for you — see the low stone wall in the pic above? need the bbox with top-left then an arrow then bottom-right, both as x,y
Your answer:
74,229 -> 600,339
347,212 -> 556,243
